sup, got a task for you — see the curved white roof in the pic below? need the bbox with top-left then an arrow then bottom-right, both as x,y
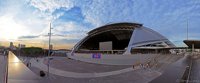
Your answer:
129,27 -> 168,46
124,26 -> 175,55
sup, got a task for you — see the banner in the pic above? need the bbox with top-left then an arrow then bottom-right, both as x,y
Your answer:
92,53 -> 101,59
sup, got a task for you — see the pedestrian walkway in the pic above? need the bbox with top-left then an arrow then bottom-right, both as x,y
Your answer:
8,51 -> 41,83
149,55 -> 191,83
189,58 -> 200,82
30,58 -> 139,78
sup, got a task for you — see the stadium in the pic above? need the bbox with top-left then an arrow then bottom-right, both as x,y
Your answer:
71,22 -> 175,55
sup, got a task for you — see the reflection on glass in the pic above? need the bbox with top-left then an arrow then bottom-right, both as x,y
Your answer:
9,51 -> 21,63
13,56 -> 20,63
8,51 -> 23,72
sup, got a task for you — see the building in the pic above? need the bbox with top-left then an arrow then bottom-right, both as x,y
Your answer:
183,40 -> 200,53
71,22 -> 175,54
18,44 -> 26,48
9,42 -> 17,50
10,42 -> 14,48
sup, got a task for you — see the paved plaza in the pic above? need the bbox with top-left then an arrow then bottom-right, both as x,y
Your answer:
28,57 -> 161,83
3,51 -> 194,83
26,55 -> 182,83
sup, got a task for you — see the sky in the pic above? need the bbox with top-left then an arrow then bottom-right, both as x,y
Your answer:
0,0 -> 200,49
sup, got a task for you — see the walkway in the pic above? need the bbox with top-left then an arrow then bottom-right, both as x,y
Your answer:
8,52 -> 41,83
189,58 -> 200,82
149,55 -> 191,83
30,58 -> 139,78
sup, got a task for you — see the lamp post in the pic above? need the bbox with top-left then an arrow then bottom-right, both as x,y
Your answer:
187,19 -> 188,40
48,23 -> 53,77
186,19 -> 189,53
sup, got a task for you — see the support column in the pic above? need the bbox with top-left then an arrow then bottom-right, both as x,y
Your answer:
155,49 -> 158,54
192,43 -> 194,54
123,47 -> 132,55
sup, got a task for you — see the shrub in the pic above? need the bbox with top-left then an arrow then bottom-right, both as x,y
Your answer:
21,47 -> 43,56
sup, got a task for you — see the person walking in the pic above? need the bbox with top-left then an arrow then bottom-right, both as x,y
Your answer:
26,63 -> 29,67
29,62 -> 31,67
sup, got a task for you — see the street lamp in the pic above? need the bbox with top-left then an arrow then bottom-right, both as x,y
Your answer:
47,23 -> 53,77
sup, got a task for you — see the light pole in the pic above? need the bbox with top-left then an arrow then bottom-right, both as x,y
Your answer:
48,23 -> 53,77
186,20 -> 188,40
18,44 -> 21,57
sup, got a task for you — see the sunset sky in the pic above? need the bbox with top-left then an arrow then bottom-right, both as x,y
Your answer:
0,0 -> 200,49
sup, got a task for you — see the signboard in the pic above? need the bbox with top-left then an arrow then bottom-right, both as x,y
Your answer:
92,53 -> 101,59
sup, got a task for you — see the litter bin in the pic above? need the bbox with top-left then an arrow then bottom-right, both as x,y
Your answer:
40,71 -> 45,77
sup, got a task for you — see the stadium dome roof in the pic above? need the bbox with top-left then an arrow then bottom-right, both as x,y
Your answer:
71,22 -> 175,54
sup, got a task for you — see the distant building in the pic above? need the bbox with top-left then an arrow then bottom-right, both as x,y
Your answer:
184,40 -> 200,53
10,42 -> 16,50
18,44 -> 26,48
10,42 -> 14,48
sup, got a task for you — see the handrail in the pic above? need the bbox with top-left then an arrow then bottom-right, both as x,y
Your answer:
4,50 -> 8,83
186,57 -> 193,83
180,56 -> 193,83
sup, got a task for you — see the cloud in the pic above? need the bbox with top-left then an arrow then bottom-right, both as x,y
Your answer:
0,15 -> 30,40
53,21 -> 89,32
28,0 -> 137,27
18,30 -> 83,46
0,0 -> 51,40
29,0 -> 74,13
18,35 -> 39,39
75,0 -> 136,27
26,0 -> 87,40
28,0 -> 74,21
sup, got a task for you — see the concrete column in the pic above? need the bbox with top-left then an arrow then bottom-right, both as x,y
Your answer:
123,48 -> 132,55
155,49 -> 158,54
192,43 -> 194,54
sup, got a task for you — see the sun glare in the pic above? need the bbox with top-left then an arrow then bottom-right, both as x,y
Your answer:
0,15 -> 28,40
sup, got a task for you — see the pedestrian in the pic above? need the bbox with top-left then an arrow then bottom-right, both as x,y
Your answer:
3,50 -> 6,55
3,50 -> 6,58
144,64 -> 147,69
146,63 -> 149,68
132,65 -> 135,69
29,62 -> 31,67
140,64 -> 143,68
26,63 -> 29,67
